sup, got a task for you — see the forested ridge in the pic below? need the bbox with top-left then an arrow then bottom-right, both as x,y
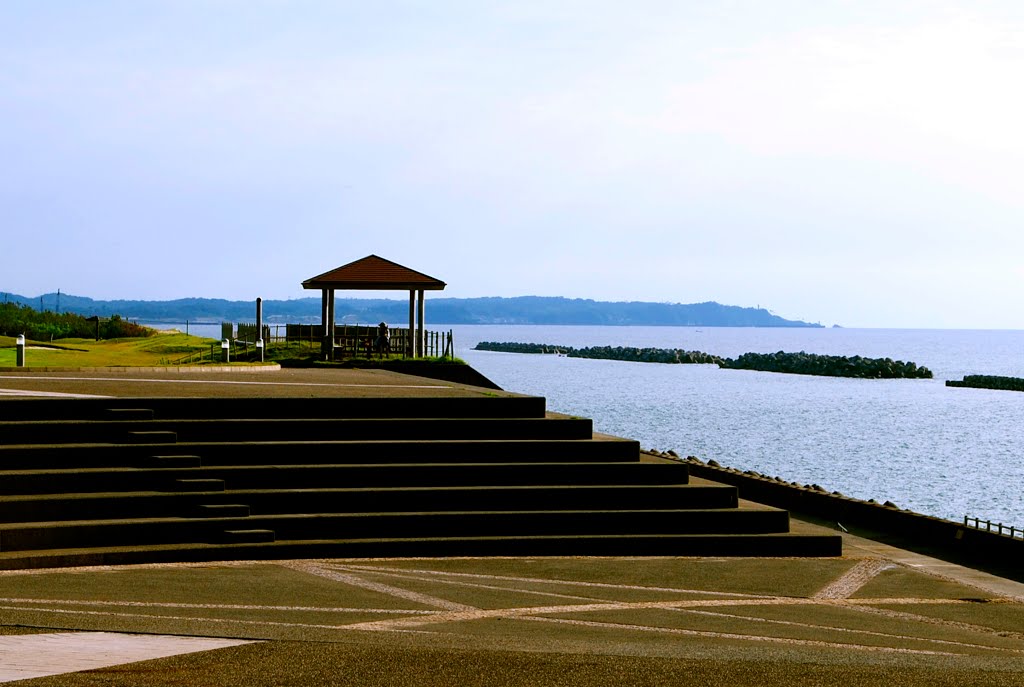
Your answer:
2,292 -> 823,328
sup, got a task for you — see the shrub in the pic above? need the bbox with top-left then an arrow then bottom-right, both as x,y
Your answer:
0,303 -> 154,341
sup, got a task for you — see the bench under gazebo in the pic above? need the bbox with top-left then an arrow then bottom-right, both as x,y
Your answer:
302,255 -> 447,359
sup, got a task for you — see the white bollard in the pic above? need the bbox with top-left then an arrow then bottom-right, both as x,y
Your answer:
221,339 -> 230,363
16,334 -> 26,367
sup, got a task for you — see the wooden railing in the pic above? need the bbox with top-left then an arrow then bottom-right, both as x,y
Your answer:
964,515 -> 1023,540
169,344 -> 222,365
273,324 -> 453,359
168,325 -> 454,364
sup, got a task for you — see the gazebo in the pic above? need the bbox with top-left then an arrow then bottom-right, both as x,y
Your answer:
302,255 -> 447,359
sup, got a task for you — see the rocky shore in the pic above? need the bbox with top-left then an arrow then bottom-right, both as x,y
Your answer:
474,341 -> 933,379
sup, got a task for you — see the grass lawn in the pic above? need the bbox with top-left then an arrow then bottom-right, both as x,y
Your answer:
0,334 -> 463,369
0,332 -> 220,367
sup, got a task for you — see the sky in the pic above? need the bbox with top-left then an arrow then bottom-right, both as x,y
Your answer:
2,1 -> 1022,329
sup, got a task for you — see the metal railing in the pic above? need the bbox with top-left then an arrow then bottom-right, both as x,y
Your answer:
169,343 -> 223,365
963,516 -> 1023,540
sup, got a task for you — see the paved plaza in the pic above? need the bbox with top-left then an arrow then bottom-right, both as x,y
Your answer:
0,367 -> 485,400
0,540 -> 1022,686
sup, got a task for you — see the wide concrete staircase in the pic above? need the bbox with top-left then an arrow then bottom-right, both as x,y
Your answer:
0,396 -> 841,568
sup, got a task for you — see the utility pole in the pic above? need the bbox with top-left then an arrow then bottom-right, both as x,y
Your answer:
57,289 -> 61,313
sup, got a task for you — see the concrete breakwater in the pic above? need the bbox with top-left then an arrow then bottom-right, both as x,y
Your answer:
726,351 -> 932,378
474,342 -> 933,379
947,375 -> 1024,392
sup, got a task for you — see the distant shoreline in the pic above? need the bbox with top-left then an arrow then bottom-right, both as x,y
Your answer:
6,292 -> 824,328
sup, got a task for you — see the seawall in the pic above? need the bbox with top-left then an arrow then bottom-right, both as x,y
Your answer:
646,451 -> 1023,581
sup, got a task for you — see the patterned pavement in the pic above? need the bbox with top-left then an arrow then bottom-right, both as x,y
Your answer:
0,551 -> 1022,684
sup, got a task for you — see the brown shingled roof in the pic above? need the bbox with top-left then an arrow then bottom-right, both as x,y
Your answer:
302,255 -> 447,291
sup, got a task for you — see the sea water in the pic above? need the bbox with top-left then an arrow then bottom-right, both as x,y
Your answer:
452,325 -> 1024,528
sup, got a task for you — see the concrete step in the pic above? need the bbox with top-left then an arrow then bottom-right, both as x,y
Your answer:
0,393 -> 844,564
103,408 -> 155,421
235,484 -> 737,514
297,533 -> 844,558
0,532 -> 843,570
0,417 -> 593,445
0,508 -> 792,552
146,455 -> 202,468
0,484 -> 734,524
0,396 -> 548,422
0,462 -> 688,496
0,517 -> 221,551
125,431 -> 177,444
220,529 -> 274,544
0,438 -> 639,470
245,508 -> 794,540
192,504 -> 251,518
0,492 -> 237,523
172,478 -> 225,493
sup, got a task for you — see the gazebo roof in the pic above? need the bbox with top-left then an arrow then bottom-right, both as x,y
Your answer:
302,255 -> 447,291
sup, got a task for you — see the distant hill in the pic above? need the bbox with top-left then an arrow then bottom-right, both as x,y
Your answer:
1,292 -> 823,328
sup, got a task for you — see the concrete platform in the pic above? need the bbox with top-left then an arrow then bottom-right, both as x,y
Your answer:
0,367 -> 1021,684
0,533 -> 1021,686
0,366 -> 503,399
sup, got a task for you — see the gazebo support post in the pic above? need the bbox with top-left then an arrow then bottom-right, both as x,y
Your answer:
417,289 -> 425,358
327,289 -> 336,360
320,289 -> 330,359
408,291 -> 416,357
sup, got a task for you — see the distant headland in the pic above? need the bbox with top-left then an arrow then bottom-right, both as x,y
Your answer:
2,292 -> 824,328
